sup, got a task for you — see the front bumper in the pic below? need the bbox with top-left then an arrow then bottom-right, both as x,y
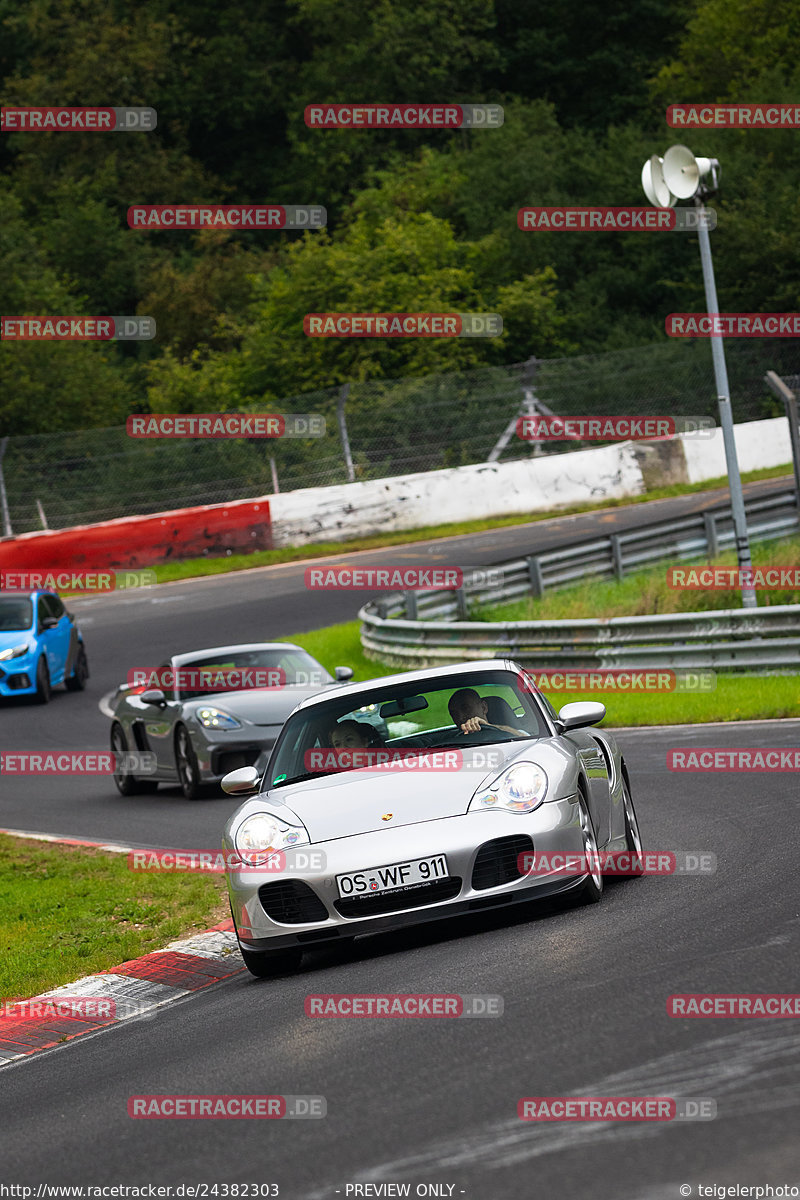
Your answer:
227,796 -> 589,952
0,653 -> 37,696
194,734 -> 276,783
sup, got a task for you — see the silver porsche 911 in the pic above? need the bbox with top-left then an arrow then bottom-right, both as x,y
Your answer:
108,642 -> 363,799
221,659 -> 643,976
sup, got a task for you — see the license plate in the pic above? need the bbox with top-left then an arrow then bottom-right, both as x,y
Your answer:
337,854 -> 449,898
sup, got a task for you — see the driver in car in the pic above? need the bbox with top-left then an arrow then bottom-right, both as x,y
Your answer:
448,688 -> 528,738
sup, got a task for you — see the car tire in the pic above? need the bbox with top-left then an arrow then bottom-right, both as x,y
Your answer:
576,789 -> 604,905
175,725 -> 205,800
65,644 -> 89,692
239,946 -> 303,978
110,721 -> 158,796
621,776 -> 644,876
34,657 -> 51,704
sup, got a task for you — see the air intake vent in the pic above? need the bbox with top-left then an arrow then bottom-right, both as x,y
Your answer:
471,835 -> 533,891
258,880 -> 328,924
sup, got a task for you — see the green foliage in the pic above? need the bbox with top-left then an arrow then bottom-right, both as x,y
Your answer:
1,0 -> 799,438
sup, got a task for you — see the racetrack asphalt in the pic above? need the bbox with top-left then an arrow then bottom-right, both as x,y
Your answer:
1,475 -> 798,1196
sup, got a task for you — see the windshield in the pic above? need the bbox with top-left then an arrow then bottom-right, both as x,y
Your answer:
0,598 -> 33,632
176,647 -> 331,701
267,669 -> 550,787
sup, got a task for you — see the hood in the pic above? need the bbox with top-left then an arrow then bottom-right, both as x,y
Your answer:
185,683 -> 334,726
261,740 -> 551,842
0,630 -> 33,652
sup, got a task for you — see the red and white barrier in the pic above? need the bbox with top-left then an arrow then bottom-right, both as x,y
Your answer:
0,497 -> 272,572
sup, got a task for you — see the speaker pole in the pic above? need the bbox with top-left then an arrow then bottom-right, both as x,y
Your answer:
693,194 -> 757,607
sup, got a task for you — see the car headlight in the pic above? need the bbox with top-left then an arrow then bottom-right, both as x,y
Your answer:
468,763 -> 548,814
0,643 -> 30,662
234,812 -> 310,864
196,707 -> 242,730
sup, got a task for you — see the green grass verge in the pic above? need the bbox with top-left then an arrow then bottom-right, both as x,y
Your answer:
0,836 -> 229,998
86,463 -> 793,592
478,533 -> 800,621
284,619 -> 800,726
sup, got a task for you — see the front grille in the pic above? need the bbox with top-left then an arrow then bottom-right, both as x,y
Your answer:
334,877 -> 462,918
471,835 -> 533,891
258,881 -> 329,924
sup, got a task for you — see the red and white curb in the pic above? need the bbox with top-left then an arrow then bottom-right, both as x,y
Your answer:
0,826 -> 134,853
0,919 -> 244,1066
0,828 -> 245,1066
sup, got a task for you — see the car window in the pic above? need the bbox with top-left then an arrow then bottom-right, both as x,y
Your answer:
45,593 -> 65,618
267,670 -> 551,787
175,647 -> 328,700
0,598 -> 33,631
38,595 -> 61,624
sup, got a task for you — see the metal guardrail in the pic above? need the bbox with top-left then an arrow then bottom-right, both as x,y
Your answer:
359,487 -> 800,672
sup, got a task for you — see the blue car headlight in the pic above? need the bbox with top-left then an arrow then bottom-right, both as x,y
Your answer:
233,812 -> 310,865
468,762 -> 548,814
196,707 -> 242,730
0,643 -> 30,662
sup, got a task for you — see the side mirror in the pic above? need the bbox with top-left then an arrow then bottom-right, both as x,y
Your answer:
40,616 -> 59,630
334,666 -> 354,681
557,701 -> 606,731
140,688 -> 167,706
221,766 -> 261,795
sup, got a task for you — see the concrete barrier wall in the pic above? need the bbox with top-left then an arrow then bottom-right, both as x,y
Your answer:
269,441 -> 645,546
0,415 -> 791,567
681,416 -> 791,484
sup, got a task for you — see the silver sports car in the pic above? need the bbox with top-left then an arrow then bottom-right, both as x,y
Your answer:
108,642 -> 360,799
221,659 -> 643,976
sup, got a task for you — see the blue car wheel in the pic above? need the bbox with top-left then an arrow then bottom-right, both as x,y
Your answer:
65,643 -> 89,692
34,656 -> 51,705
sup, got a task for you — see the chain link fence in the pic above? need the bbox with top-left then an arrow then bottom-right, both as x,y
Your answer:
2,338 -> 798,534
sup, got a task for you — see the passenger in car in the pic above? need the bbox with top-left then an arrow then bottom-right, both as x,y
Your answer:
330,719 -> 385,749
448,688 -> 528,737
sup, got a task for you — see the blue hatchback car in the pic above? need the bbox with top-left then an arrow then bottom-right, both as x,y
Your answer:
0,591 -> 89,703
